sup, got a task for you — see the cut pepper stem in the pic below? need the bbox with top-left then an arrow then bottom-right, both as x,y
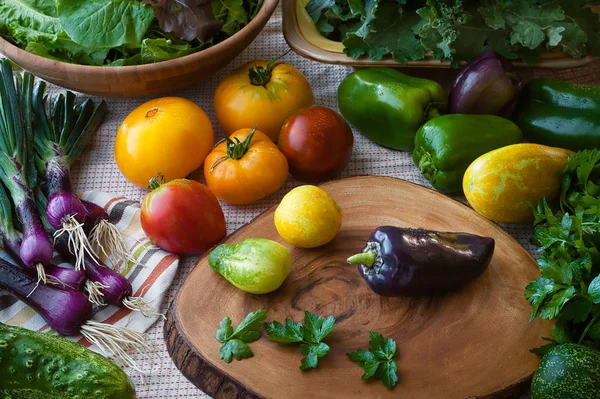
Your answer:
347,249 -> 377,268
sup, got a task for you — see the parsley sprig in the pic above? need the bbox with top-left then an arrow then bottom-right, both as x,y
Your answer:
347,331 -> 398,390
526,149 -> 600,353
264,311 -> 335,370
216,309 -> 267,363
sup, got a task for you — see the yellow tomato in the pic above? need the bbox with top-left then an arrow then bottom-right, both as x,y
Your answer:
274,185 -> 342,248
214,57 -> 314,143
114,97 -> 214,188
204,128 -> 289,205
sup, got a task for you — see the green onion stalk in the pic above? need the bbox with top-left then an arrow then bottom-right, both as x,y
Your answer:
31,80 -> 108,271
0,60 -> 53,283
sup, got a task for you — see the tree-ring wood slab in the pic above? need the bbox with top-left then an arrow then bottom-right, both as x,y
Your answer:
165,176 -> 552,399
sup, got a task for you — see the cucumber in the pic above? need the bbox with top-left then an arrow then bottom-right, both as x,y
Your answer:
0,323 -> 135,399
531,343 -> 600,399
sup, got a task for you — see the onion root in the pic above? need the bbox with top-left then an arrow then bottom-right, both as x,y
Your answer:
54,215 -> 98,271
89,219 -> 137,271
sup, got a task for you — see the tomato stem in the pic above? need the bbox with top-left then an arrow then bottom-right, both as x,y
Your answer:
209,128 -> 258,173
248,50 -> 290,86
148,173 -> 165,191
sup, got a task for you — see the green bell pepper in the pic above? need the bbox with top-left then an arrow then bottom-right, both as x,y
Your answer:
515,78 -> 600,151
412,114 -> 523,193
337,68 -> 447,151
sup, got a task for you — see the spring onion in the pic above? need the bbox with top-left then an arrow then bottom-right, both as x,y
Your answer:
36,188 -> 160,317
0,60 -> 53,282
31,79 -> 107,271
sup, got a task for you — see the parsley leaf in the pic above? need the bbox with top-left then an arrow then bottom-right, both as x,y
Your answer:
527,149 -> 600,351
264,311 -> 336,370
216,309 -> 267,363
347,331 -> 399,390
589,275 -> 600,304
300,342 -> 330,370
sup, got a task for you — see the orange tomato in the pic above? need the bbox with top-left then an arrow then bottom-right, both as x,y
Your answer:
214,56 -> 314,143
114,97 -> 214,188
204,128 -> 289,205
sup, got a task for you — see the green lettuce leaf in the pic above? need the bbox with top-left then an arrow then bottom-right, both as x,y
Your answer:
56,0 -> 155,48
0,0 -> 62,43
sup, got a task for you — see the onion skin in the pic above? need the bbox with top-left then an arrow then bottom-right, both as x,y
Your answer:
15,196 -> 53,268
83,256 -> 132,305
45,265 -> 87,291
46,191 -> 87,230
81,199 -> 109,234
0,258 -> 92,336
449,50 -> 522,117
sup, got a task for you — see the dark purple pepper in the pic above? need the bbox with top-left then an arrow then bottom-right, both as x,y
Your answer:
0,258 -> 92,336
347,226 -> 495,297
449,50 -> 522,118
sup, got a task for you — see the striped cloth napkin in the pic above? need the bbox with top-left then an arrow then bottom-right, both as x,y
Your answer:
0,190 -> 179,352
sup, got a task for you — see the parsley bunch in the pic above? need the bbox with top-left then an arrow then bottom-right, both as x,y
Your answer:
526,150 -> 600,353
264,311 -> 335,370
347,331 -> 398,389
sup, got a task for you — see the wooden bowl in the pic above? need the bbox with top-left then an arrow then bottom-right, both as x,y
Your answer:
283,0 -> 597,69
0,0 -> 280,98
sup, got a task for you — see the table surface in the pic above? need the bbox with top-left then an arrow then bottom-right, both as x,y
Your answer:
61,4 -> 600,398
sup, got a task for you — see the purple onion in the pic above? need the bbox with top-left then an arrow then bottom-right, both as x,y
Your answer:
46,192 -> 87,230
20,228 -> 54,268
83,255 -> 132,305
449,50 -> 523,117
81,199 -> 109,234
45,264 -> 87,291
3,233 -> 86,290
0,258 -> 92,336
15,196 -> 53,268
54,232 -> 133,306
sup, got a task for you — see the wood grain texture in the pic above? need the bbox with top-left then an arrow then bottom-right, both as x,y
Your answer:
0,0 -> 279,98
282,0 -> 598,70
165,176 -> 553,399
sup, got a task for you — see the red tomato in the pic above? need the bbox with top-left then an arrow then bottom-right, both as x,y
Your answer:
141,178 -> 226,255
278,105 -> 354,182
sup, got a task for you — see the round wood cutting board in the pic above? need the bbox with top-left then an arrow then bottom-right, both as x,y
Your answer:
164,176 -> 552,399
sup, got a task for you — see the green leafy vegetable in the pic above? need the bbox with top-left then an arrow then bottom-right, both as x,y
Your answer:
347,331 -> 398,389
216,309 -> 267,363
306,0 -> 600,66
56,0 -> 155,48
145,0 -> 223,42
526,149 -> 600,352
0,0 -> 263,65
264,311 -> 335,370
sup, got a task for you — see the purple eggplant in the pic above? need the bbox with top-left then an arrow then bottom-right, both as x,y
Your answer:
449,50 -> 522,117
347,226 -> 495,297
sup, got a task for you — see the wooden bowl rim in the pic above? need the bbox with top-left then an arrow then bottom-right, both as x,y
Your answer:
0,0 -> 280,73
